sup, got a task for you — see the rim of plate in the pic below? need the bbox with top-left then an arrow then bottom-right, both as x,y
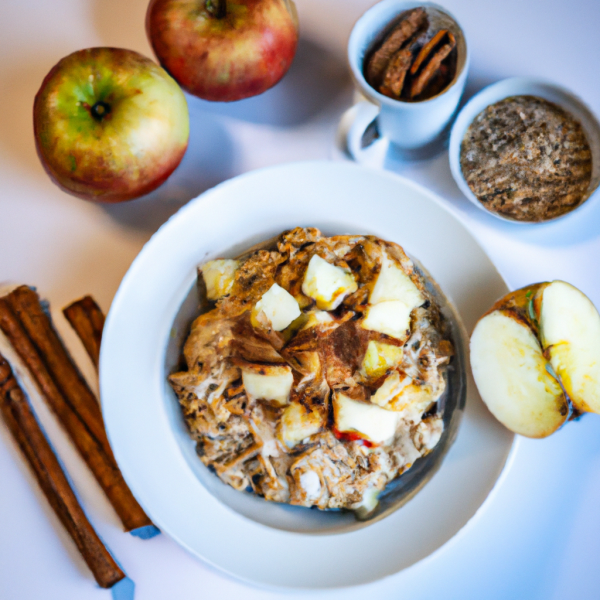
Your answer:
100,160 -> 515,590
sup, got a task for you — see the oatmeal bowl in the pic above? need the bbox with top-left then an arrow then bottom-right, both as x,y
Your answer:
449,78 -> 600,224
167,226 -> 464,529
99,161 -> 515,588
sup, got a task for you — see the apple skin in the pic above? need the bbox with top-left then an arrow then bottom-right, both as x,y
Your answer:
146,0 -> 299,102
34,47 -> 190,203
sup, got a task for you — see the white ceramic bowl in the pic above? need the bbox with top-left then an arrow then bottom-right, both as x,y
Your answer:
449,78 -> 600,224
100,161 -> 515,589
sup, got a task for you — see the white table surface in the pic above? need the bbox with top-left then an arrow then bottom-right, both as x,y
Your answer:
2,0 -> 600,598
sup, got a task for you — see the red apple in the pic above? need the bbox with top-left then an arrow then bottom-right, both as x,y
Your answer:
34,47 -> 190,203
146,0 -> 299,102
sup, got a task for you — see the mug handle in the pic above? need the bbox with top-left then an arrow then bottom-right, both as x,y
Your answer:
346,101 -> 382,161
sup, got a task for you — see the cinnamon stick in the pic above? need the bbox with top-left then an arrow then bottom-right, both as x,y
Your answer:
0,353 -> 126,588
63,296 -> 105,369
0,287 -> 152,532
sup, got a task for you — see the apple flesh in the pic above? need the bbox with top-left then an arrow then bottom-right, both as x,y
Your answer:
241,363 -> 293,406
278,402 -> 324,448
470,310 -> 568,437
252,283 -> 301,331
302,254 -> 358,311
146,0 -> 299,102
536,281 -> 600,414
361,251 -> 425,340
470,280 -> 600,438
34,47 -> 189,203
333,392 -> 400,444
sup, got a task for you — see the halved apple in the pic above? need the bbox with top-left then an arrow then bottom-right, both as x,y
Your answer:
536,281 -> 600,414
470,309 -> 568,437
470,280 -> 600,438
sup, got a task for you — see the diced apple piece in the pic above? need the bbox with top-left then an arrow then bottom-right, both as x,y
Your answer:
252,283 -> 301,332
370,370 -> 439,415
200,259 -> 239,300
361,301 -> 412,339
354,485 -> 380,518
537,281 -> 600,414
361,340 -> 403,379
302,254 -> 358,310
370,252 -> 425,307
241,364 -> 293,406
371,371 -> 408,407
333,392 -> 400,443
302,310 -> 334,329
278,402 -> 324,448
361,253 -> 425,339
470,310 -> 568,438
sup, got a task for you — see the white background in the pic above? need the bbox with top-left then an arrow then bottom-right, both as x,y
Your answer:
1,0 -> 600,598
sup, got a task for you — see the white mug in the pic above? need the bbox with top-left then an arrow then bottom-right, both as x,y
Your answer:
347,0 -> 470,160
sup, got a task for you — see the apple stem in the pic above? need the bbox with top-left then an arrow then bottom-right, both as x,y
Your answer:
205,0 -> 226,18
90,101 -> 111,122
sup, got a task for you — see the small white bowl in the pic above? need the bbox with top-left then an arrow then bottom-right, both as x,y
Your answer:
449,78 -> 600,224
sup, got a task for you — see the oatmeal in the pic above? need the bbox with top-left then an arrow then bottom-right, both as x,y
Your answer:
460,95 -> 592,221
169,228 -> 453,516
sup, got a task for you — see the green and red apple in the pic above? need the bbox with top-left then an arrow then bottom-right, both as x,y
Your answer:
470,281 -> 600,438
146,0 -> 299,102
34,47 -> 189,203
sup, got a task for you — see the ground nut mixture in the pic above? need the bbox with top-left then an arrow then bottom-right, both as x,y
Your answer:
169,228 -> 453,516
460,95 -> 592,221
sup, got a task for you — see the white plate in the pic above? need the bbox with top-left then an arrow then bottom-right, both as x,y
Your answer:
100,160 -> 515,590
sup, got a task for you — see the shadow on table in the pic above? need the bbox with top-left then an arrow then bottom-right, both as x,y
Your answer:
92,0 -> 350,127
99,112 -> 236,234
92,0 -> 350,232
185,37 -> 350,127
99,34 -> 349,233
0,62 -> 57,181
2,0 -> 351,235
